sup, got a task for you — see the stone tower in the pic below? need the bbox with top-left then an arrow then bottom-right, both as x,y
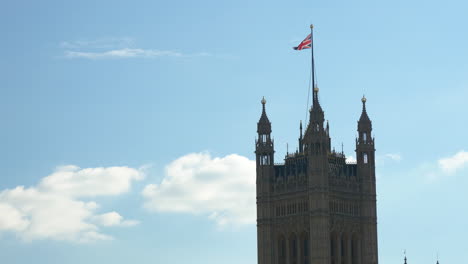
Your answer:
255,89 -> 378,264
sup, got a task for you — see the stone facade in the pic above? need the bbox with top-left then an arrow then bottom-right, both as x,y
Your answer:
255,90 -> 378,264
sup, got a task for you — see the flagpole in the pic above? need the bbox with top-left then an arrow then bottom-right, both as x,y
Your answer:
310,24 -> 315,101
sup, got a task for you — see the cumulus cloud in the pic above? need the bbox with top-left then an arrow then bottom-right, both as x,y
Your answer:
39,165 -> 143,197
0,165 -> 143,243
142,153 -> 256,227
438,150 -> 468,174
93,212 -> 139,227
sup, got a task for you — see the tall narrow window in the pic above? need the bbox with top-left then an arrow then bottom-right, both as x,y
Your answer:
292,237 -> 297,257
279,236 -> 286,264
302,236 -> 309,264
330,238 -> 335,257
363,132 -> 367,143
303,237 -> 309,257
289,235 -> 297,264
363,153 -> 368,164
341,238 -> 345,257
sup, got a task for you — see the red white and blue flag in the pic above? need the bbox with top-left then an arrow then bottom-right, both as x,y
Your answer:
293,34 -> 311,50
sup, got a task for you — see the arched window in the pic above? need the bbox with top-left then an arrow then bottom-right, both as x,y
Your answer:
261,155 -> 269,165
363,153 -> 368,164
363,132 -> 367,143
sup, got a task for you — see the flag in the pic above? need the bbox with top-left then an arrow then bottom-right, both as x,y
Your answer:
293,34 -> 311,50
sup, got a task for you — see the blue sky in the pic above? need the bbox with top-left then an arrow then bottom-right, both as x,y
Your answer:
1,0 -> 468,263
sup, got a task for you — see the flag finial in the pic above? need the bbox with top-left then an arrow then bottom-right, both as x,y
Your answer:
310,24 -> 314,29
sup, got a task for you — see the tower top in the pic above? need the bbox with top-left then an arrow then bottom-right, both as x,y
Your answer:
257,96 -> 271,134
358,96 -> 371,125
311,85 -> 323,114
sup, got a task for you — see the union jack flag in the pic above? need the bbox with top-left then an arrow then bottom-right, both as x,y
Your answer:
293,34 -> 311,50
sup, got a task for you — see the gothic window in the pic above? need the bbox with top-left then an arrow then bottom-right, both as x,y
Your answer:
303,237 -> 309,257
363,132 -> 367,143
278,236 -> 286,264
341,238 -> 345,257
291,236 -> 297,258
330,238 -> 335,257
351,234 -> 359,264
363,153 -> 368,164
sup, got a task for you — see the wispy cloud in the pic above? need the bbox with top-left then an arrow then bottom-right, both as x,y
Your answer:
61,37 -> 212,59
60,37 -> 135,50
376,153 -> 403,166
64,49 -> 210,59
385,153 -> 402,162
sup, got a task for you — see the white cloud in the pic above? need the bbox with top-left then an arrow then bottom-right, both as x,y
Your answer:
0,165 -> 143,243
385,153 -> 402,162
64,49 -> 188,59
409,151 -> 468,182
39,165 -> 143,197
0,202 -> 29,232
346,155 -> 356,163
142,153 -> 256,227
93,212 -> 139,227
375,153 -> 403,166
438,150 -> 468,174
60,38 -> 212,59
60,37 -> 134,49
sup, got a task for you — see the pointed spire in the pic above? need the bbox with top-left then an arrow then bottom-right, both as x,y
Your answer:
359,95 -> 371,123
311,86 -> 323,112
257,97 -> 272,134
260,96 -> 268,119
299,120 -> 304,153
